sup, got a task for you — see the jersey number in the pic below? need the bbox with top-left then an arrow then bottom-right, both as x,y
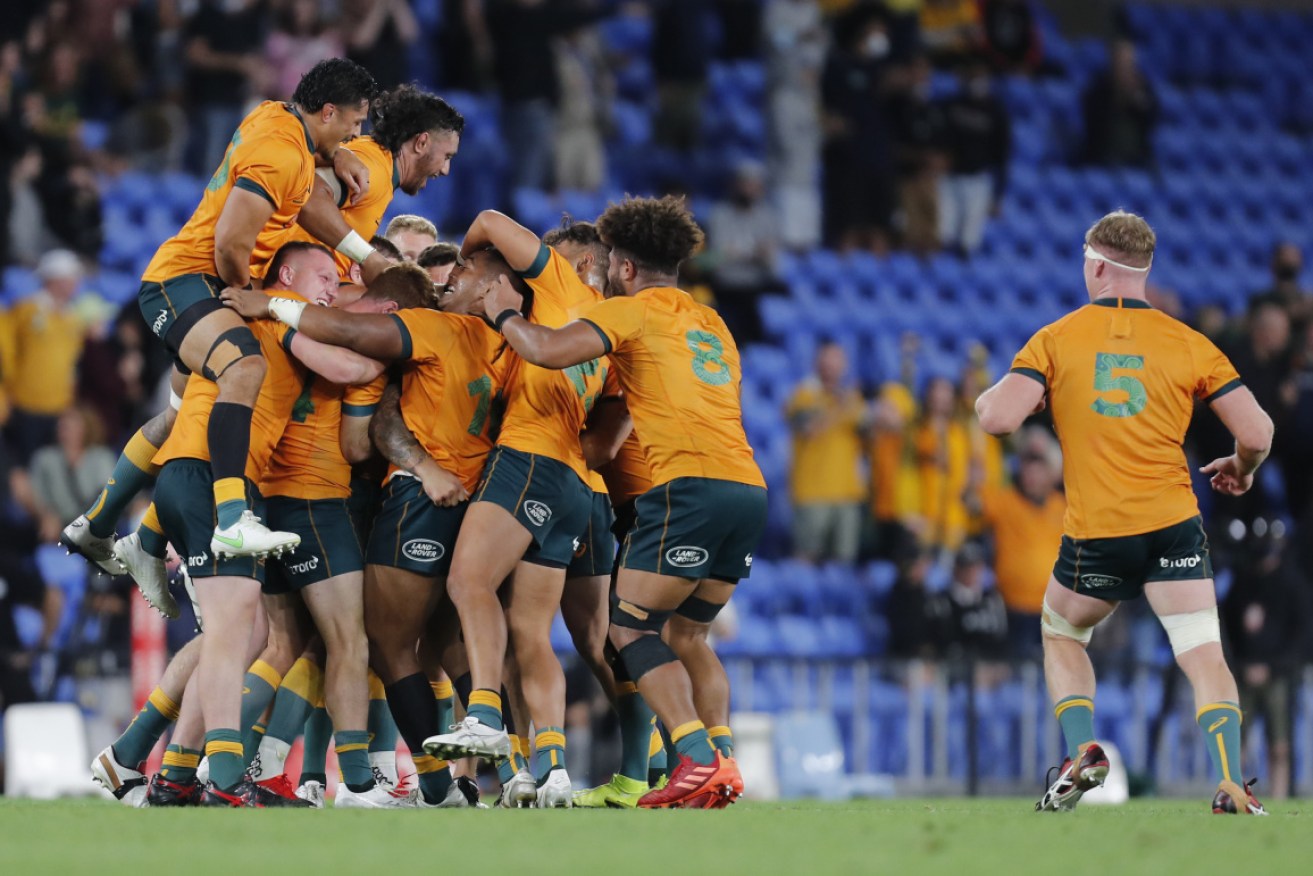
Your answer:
686,331 -> 732,386
206,129 -> 243,193
290,374 -> 316,424
565,360 -> 603,414
1091,352 -> 1147,418
466,375 -> 493,436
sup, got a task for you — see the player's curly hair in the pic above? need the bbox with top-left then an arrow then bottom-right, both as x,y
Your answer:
370,85 -> 465,154
292,58 -> 378,113
543,216 -> 603,249
596,196 -> 705,275
364,262 -> 434,310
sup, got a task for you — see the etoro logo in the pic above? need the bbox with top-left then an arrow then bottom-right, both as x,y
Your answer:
152,309 -> 168,336
287,555 -> 320,575
403,539 -> 445,563
665,546 -> 709,568
1160,555 -> 1202,569
187,553 -> 209,567
524,500 -> 552,527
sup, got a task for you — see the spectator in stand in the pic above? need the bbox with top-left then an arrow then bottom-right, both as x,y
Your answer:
706,161 -> 781,336
342,0 -> 418,92
264,0 -> 347,101
821,6 -> 899,253
418,242 -> 461,286
716,0 -> 763,61
1253,242 -> 1312,332
383,214 -> 439,262
786,341 -> 869,564
978,0 -> 1042,76
485,0 -> 609,191
1219,519 -> 1311,800
868,340 -> 921,559
936,62 -> 1009,256
890,55 -> 946,255
919,0 -> 982,69
966,426 -> 1064,659
1285,322 -> 1313,522
1081,39 -> 1157,168
0,547 -> 63,710
927,542 -> 1008,661
554,21 -> 612,193
914,375 -> 971,552
887,544 -> 937,659
25,403 -> 114,544
652,0 -> 711,153
763,0 -> 827,250
1225,301 -> 1294,511
182,0 -> 267,175
0,250 -> 90,462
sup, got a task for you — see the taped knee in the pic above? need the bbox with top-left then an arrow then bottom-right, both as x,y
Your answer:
1041,598 -> 1094,645
1159,607 -> 1220,657
616,635 -> 678,682
610,599 -> 672,634
675,595 -> 724,625
201,327 -> 262,382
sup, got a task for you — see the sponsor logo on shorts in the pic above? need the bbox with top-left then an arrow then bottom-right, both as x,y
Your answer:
524,500 -> 552,527
402,539 -> 445,563
572,538 -> 585,557
287,555 -> 320,575
1160,555 -> 1203,569
665,546 -> 709,568
744,553 -> 753,568
152,308 -> 168,337
188,553 -> 209,567
1079,573 -> 1122,590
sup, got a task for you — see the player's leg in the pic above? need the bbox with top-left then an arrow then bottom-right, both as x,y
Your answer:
90,634 -> 200,804
240,591 -> 307,760
505,561 -> 573,806
250,641 -> 325,792
436,500 -> 532,746
63,367 -> 184,574
297,701 -> 333,805
422,610 -> 485,806
366,669 -> 401,786
149,672 -> 207,806
499,648 -> 538,807
668,578 -> 736,758
113,500 -> 177,618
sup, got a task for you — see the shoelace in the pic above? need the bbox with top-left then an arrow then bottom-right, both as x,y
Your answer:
259,773 -> 299,799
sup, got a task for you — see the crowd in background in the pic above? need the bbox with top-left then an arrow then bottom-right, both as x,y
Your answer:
0,2 -> 1311,774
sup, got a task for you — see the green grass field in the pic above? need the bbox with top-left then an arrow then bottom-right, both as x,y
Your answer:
1,797 -> 1310,875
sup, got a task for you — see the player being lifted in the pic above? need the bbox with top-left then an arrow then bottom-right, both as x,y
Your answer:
473,196 -> 767,808
975,211 -> 1275,815
63,59 -> 377,569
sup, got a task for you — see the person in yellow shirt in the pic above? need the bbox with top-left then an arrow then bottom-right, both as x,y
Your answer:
786,341 -> 868,563
476,196 -> 765,809
967,426 -> 1065,658
868,377 -> 921,557
914,375 -> 972,551
1,251 -> 90,461
977,211 -> 1275,815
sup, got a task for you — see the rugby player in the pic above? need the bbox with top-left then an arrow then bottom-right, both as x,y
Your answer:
418,242 -> 461,285
975,211 -> 1275,815
384,214 -> 440,261
64,59 -> 378,570
477,196 -> 766,808
419,210 -> 612,808
223,255 -> 522,807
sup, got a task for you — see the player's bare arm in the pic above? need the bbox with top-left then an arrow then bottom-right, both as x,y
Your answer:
484,276 -> 605,368
213,188 -> 277,288
221,287 -> 406,360
318,144 -> 370,204
459,210 -> 543,270
368,383 -> 467,506
580,397 -> 633,470
340,412 -> 374,465
297,174 -> 392,282
286,332 -> 385,386
975,372 -> 1047,437
1200,386 -> 1275,496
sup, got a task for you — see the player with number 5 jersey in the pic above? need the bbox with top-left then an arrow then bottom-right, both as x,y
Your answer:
479,196 -> 766,809
975,211 -> 1275,817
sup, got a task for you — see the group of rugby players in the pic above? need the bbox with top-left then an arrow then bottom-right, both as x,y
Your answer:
73,58 -> 766,810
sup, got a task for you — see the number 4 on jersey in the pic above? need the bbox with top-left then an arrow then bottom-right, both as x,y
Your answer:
1092,352 -> 1147,418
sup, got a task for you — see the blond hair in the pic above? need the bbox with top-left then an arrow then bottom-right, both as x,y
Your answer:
384,214 -> 438,241
1085,211 -> 1155,268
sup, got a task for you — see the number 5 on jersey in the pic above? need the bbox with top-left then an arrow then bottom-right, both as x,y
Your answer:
1092,352 -> 1146,418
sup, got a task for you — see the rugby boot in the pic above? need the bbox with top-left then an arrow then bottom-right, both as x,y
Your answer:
1035,743 -> 1110,812
637,753 -> 738,809
62,515 -> 125,577
211,511 -> 300,560
536,769 -> 574,808
146,773 -> 202,807
254,773 -> 314,807
424,716 -> 512,761
1213,779 -> 1269,815
90,745 -> 147,807
114,533 -> 178,619
573,773 -> 649,809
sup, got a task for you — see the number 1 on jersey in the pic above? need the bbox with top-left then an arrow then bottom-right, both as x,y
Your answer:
1092,352 -> 1147,418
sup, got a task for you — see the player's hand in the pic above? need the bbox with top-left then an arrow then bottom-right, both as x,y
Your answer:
1200,454 -> 1254,496
333,147 -> 369,205
1031,394 -> 1047,415
484,274 -> 524,322
220,286 -> 271,319
415,458 -> 469,507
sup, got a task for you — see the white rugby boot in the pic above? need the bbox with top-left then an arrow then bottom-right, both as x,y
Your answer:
114,533 -> 178,619
423,716 -> 512,761
334,782 -> 415,809
62,515 -> 126,576
536,769 -> 574,808
90,745 -> 148,807
210,511 -> 300,559
295,780 -> 325,809
499,770 -> 539,809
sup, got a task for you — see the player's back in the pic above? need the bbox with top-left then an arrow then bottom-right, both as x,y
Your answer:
1012,298 -> 1240,539
261,375 -> 386,500
584,287 -> 764,489
144,101 -> 315,282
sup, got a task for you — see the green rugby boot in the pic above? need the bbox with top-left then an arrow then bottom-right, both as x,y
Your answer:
572,773 -> 650,809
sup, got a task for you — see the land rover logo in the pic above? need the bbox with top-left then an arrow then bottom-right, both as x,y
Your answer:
524,500 -> 552,526
403,539 -> 444,562
665,546 -> 709,568
1080,574 -> 1122,590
